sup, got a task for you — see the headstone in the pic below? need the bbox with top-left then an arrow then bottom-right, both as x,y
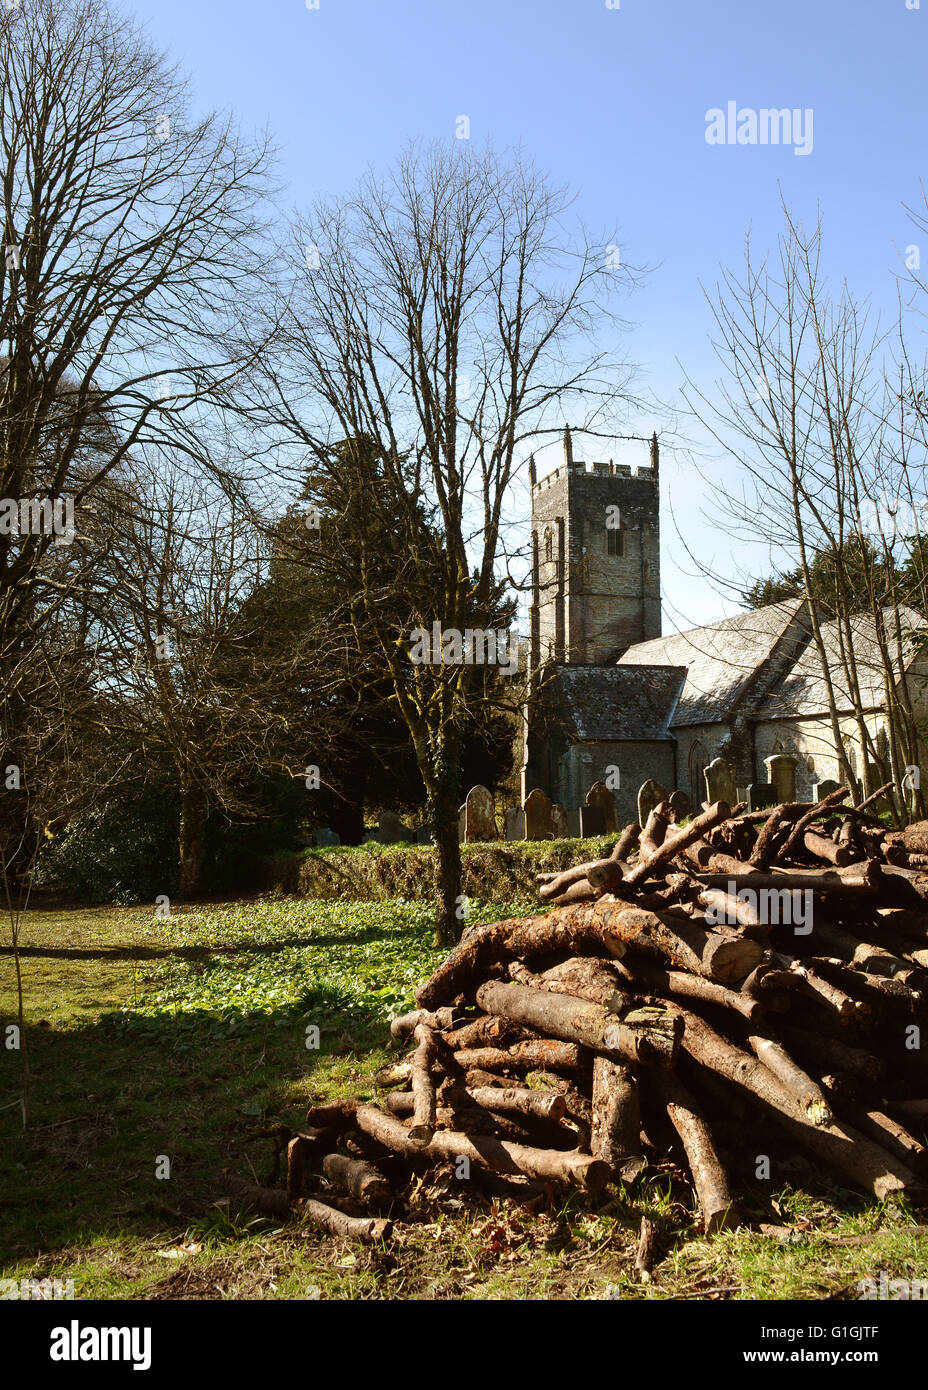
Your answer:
566,809 -> 581,838
637,778 -> 669,828
504,807 -> 526,840
551,804 -> 569,838
314,827 -> 341,847
415,826 -> 432,845
669,789 -> 692,821
736,787 -> 748,804
457,804 -> 466,843
815,778 -> 840,802
523,787 -> 554,840
585,781 -> 617,833
376,811 -> 414,844
746,782 -> 777,812
764,753 -> 797,805
703,758 -> 737,806
464,785 -> 497,842
579,804 -> 606,837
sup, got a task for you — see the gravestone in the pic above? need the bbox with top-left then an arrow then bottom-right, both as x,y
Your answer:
585,781 -> 617,834
457,804 -> 466,843
415,826 -> 432,845
523,787 -> 554,840
764,753 -> 797,805
637,778 -> 669,828
567,809 -> 581,839
669,789 -> 692,821
736,786 -> 748,804
746,782 -> 777,813
464,785 -> 497,842
314,827 -> 341,847
504,807 -> 526,840
376,811 -> 414,844
703,757 -> 737,806
579,804 -> 606,837
551,804 -> 569,839
815,778 -> 840,802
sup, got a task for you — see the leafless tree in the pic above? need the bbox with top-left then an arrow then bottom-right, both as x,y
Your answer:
239,139 -> 640,942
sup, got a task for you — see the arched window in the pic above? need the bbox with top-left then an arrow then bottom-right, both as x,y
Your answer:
544,527 -> 553,564
607,527 -> 624,557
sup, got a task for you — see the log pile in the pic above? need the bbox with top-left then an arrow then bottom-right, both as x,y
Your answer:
229,789 -> 928,1246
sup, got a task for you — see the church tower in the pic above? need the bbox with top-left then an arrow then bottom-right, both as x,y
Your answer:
529,429 -> 661,669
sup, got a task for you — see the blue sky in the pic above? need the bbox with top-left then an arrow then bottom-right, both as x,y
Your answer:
127,0 -> 928,629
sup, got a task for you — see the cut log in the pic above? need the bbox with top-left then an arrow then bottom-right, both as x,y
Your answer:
653,1069 -> 740,1233
591,1056 -> 645,1182
774,1023 -> 884,1082
776,787 -> 851,860
475,979 -> 682,1068
638,803 -> 673,860
802,830 -> 855,868
635,1215 -> 658,1278
415,902 -> 627,1009
612,823 -> 642,861
628,961 -> 766,1021
677,1011 -> 921,1201
226,1175 -> 392,1243
508,956 -> 630,1012
453,1039 -> 584,1074
409,1022 -> 440,1145
354,1104 -> 610,1190
746,1036 -> 833,1125
322,1153 -> 391,1202
623,802 -> 732,887
595,904 -> 762,984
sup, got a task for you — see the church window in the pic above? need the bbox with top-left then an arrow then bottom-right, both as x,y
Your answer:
544,528 -> 553,564
607,527 -> 624,557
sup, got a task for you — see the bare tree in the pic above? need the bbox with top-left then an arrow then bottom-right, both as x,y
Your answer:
0,0 -> 275,886
240,140 -> 639,943
683,200 -> 928,819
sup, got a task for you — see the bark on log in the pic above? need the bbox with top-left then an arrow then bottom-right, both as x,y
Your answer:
508,956 -> 630,1012
354,1104 -> 610,1190
444,1084 -> 568,1122
612,823 -> 642,861
476,979 -> 681,1067
638,803 -> 673,860
631,961 -> 766,1021
750,805 -> 794,869
415,902 -> 627,1009
746,1036 -> 833,1125
653,1069 -> 740,1233
676,1009 -> 923,1201
453,1039 -> 583,1074
595,904 -> 762,984
635,1215 -> 658,1278
623,802 -> 731,887
409,1023 -> 440,1145
226,1175 -> 392,1242
802,830 -> 855,868
591,1056 -> 645,1182
776,787 -> 851,860
444,1013 -> 528,1050
322,1152 -> 391,1202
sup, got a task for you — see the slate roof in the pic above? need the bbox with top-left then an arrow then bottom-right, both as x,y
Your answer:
617,600 -> 807,727
757,606 -> 928,719
551,664 -> 687,741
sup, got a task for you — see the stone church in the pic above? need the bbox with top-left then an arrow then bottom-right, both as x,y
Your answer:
520,430 -> 928,823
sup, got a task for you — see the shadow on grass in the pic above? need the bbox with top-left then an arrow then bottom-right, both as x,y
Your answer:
0,989 -> 392,1271
0,922 -> 392,963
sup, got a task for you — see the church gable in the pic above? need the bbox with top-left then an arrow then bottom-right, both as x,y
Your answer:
616,599 -> 809,728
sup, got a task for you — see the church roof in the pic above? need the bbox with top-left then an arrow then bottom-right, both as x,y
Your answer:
617,600 -> 807,727
551,664 -> 687,741
757,605 -> 928,718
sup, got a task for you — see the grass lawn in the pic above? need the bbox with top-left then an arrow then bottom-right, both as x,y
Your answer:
2,893 -> 927,1301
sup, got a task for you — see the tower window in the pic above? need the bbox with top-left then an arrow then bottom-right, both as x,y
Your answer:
544,528 -> 553,563
607,527 -> 624,557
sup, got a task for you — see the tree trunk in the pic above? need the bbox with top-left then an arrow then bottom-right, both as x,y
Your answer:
178,782 -> 207,898
430,738 -> 463,947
